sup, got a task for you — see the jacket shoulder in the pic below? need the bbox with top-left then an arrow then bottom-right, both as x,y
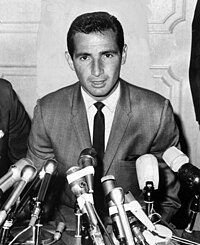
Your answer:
124,80 -> 168,105
0,79 -> 13,95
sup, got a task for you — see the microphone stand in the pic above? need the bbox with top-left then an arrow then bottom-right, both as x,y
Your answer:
0,211 -> 14,245
185,194 -> 200,233
143,181 -> 154,218
74,200 -> 82,238
9,203 -> 53,245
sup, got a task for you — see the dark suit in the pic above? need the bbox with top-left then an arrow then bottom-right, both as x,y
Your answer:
27,79 -> 181,232
0,79 -> 31,177
189,0 -> 200,124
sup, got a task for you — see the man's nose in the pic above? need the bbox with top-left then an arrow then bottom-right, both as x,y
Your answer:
91,59 -> 104,77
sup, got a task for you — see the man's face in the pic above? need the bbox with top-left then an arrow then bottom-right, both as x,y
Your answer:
66,30 -> 127,101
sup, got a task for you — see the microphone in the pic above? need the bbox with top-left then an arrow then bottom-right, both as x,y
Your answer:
29,158 -> 57,226
66,166 -> 105,245
66,166 -> 97,226
162,146 -> 200,194
37,158 -> 57,203
54,222 -> 66,241
162,147 -> 200,233
0,164 -> 37,225
101,175 -> 126,245
124,192 -> 155,232
185,194 -> 200,233
108,187 -> 135,245
0,158 -> 34,195
136,154 -> 159,217
78,148 -> 97,193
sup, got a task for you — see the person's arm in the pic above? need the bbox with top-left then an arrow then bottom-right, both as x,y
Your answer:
8,83 -> 31,163
150,99 -> 181,223
26,99 -> 55,169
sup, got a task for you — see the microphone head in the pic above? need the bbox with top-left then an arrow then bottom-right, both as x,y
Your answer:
44,158 -> 58,175
162,146 -> 189,172
78,148 -> 97,193
66,166 -> 89,197
21,165 -> 37,183
78,148 -> 97,168
12,158 -> 34,181
101,175 -> 116,196
136,154 -> 159,190
109,187 -> 125,205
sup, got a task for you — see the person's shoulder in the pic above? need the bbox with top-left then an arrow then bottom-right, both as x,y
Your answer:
123,79 -> 167,103
0,79 -> 16,101
0,78 -> 13,92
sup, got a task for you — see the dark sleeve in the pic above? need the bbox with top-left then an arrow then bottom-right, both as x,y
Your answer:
189,0 -> 200,124
150,100 -> 181,223
8,83 -> 31,163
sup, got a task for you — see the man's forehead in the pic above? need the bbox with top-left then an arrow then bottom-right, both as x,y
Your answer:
73,31 -> 118,50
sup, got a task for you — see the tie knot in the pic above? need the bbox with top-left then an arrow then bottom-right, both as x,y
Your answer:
94,102 -> 104,111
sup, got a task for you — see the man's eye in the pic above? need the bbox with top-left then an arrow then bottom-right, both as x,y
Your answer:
80,56 -> 89,61
104,53 -> 113,58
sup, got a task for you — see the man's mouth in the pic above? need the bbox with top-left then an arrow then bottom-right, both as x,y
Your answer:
91,80 -> 105,86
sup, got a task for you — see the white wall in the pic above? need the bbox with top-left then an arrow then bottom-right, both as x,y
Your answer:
36,0 -> 152,98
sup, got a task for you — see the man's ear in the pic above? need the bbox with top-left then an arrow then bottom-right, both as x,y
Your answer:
65,51 -> 75,71
121,44 -> 128,65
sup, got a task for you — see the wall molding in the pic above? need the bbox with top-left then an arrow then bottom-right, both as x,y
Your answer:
148,0 -> 186,34
0,21 -> 39,33
150,65 -> 182,112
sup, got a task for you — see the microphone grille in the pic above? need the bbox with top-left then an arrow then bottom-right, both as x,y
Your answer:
136,154 -> 159,190
162,147 -> 189,172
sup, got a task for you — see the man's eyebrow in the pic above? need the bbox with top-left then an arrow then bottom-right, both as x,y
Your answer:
74,49 -> 119,58
101,49 -> 119,54
74,52 -> 91,58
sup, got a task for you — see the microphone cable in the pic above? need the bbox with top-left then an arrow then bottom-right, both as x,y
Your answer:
7,225 -> 31,245
92,205 -> 115,245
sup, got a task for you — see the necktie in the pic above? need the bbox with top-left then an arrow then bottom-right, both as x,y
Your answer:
93,102 -> 105,215
93,102 -> 105,161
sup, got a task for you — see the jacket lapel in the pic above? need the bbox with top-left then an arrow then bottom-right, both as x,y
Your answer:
104,80 -> 132,174
71,83 -> 92,150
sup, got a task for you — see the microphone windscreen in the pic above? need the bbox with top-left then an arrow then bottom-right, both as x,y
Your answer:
136,154 -> 159,190
162,146 -> 189,172
66,166 -> 89,197
101,175 -> 116,196
78,148 -> 97,168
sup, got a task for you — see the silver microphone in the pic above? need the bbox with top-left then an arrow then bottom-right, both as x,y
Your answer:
0,164 -> 37,225
0,158 -> 34,195
109,187 -> 135,245
101,175 -> 126,244
66,166 -> 105,245
78,148 -> 97,193
66,166 -> 97,226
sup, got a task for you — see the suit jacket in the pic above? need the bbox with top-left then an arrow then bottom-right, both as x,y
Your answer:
27,79 -> 181,225
0,79 -> 31,177
189,0 -> 200,124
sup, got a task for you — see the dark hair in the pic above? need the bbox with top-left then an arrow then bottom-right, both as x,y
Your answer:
67,11 -> 124,58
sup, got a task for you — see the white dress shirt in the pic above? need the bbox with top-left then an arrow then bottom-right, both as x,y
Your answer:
81,83 -> 120,151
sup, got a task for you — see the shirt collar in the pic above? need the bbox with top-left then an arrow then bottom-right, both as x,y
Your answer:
81,82 -> 121,112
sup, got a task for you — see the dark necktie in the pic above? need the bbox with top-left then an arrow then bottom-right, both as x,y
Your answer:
93,102 -> 105,161
93,102 -> 105,215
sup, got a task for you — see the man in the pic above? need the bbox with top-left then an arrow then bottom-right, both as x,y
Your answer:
27,11 -> 181,243
0,78 -> 31,202
0,78 -> 31,173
